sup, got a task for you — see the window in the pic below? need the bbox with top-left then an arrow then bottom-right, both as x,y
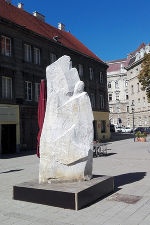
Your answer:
115,81 -> 118,88
143,97 -> 146,106
125,80 -> 128,87
108,93 -> 112,101
138,98 -> 140,104
101,120 -> 106,133
127,106 -> 129,112
35,83 -> 40,102
1,36 -> 11,56
78,64 -> 83,77
116,107 -> 120,113
137,83 -> 140,92
24,44 -> 32,62
2,76 -> 12,99
116,92 -> 119,101
25,81 -> 32,101
108,82 -> 111,88
99,72 -> 103,83
109,107 -> 113,113
50,53 -> 57,64
131,85 -> 134,94
34,48 -> 40,65
100,95 -> 104,109
132,100 -> 134,105
90,93 -> 95,108
89,67 -> 94,80
126,94 -> 129,100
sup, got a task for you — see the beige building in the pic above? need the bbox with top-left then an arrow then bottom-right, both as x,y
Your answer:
107,43 -> 150,129
107,58 -> 129,127
126,43 -> 150,128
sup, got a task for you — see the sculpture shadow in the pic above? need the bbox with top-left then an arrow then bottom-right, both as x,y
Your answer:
0,169 -> 24,174
82,172 -> 146,209
114,172 -> 146,190
0,150 -> 36,159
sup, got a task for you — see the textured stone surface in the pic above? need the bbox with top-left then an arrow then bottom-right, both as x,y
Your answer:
13,175 -> 114,210
39,56 -> 94,184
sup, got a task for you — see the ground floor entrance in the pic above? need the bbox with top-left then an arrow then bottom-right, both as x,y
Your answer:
1,124 -> 16,154
0,104 -> 20,154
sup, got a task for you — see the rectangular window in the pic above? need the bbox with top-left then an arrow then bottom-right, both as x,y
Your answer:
101,120 -> 106,133
89,67 -> 94,80
78,64 -> 83,77
116,92 -> 119,100
100,95 -> 104,109
143,97 -> 146,106
108,93 -> 112,101
137,83 -> 140,92
109,107 -> 113,113
25,81 -> 32,101
115,81 -> 118,88
50,53 -> 57,64
35,83 -> 40,102
1,36 -> 11,56
24,44 -> 32,62
2,76 -> 12,99
108,82 -> 111,88
127,106 -> 129,112
99,72 -> 103,83
116,107 -> 120,113
91,93 -> 95,108
131,85 -> 134,94
125,80 -> 128,87
126,94 -> 129,100
34,48 -> 40,65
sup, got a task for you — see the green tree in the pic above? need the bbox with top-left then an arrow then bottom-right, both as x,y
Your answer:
138,53 -> 150,100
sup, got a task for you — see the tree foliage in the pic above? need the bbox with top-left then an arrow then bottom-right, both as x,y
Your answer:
138,53 -> 150,99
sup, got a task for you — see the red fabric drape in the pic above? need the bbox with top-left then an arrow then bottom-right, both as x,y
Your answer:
37,80 -> 47,158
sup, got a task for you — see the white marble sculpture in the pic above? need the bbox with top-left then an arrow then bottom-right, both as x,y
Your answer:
39,55 -> 94,184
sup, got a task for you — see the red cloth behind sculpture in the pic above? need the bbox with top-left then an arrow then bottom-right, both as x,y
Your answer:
37,80 -> 47,158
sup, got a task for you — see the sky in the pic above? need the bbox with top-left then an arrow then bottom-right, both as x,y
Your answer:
12,0 -> 150,61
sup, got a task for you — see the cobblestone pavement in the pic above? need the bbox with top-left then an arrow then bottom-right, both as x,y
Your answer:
0,138 -> 150,225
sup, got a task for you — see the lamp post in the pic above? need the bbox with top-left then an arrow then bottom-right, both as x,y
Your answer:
131,102 -> 135,142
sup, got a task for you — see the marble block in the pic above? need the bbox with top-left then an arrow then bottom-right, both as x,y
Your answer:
39,56 -> 94,184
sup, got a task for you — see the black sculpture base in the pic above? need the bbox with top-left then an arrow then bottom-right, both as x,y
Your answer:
13,175 -> 114,210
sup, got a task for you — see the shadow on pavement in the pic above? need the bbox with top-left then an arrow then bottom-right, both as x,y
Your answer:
110,133 -> 134,142
115,172 -> 146,189
0,150 -> 36,159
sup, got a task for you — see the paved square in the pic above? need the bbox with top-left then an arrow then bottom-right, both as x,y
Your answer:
0,137 -> 150,225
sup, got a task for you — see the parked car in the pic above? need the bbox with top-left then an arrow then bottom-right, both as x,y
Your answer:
121,127 -> 133,133
115,126 -> 122,133
134,127 -> 150,134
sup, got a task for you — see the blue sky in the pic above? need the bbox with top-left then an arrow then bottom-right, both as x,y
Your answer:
13,0 -> 150,61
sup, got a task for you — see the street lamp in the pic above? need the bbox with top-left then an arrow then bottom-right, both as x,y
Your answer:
131,102 -> 135,142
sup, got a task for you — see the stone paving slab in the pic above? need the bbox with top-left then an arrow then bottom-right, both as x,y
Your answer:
1,138 -> 150,224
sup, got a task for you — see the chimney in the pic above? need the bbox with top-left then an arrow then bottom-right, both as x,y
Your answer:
33,11 -> 45,22
5,0 -> 11,3
18,3 -> 24,9
58,23 -> 65,31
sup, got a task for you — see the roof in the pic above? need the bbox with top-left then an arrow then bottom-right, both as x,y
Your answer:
107,43 -> 147,72
107,58 -> 126,64
107,58 -> 128,72
0,0 -> 103,63
129,42 -> 146,56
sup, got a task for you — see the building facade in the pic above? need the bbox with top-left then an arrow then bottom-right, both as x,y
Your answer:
126,44 -> 150,128
107,43 -> 150,129
107,58 -> 129,127
0,0 -> 110,154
